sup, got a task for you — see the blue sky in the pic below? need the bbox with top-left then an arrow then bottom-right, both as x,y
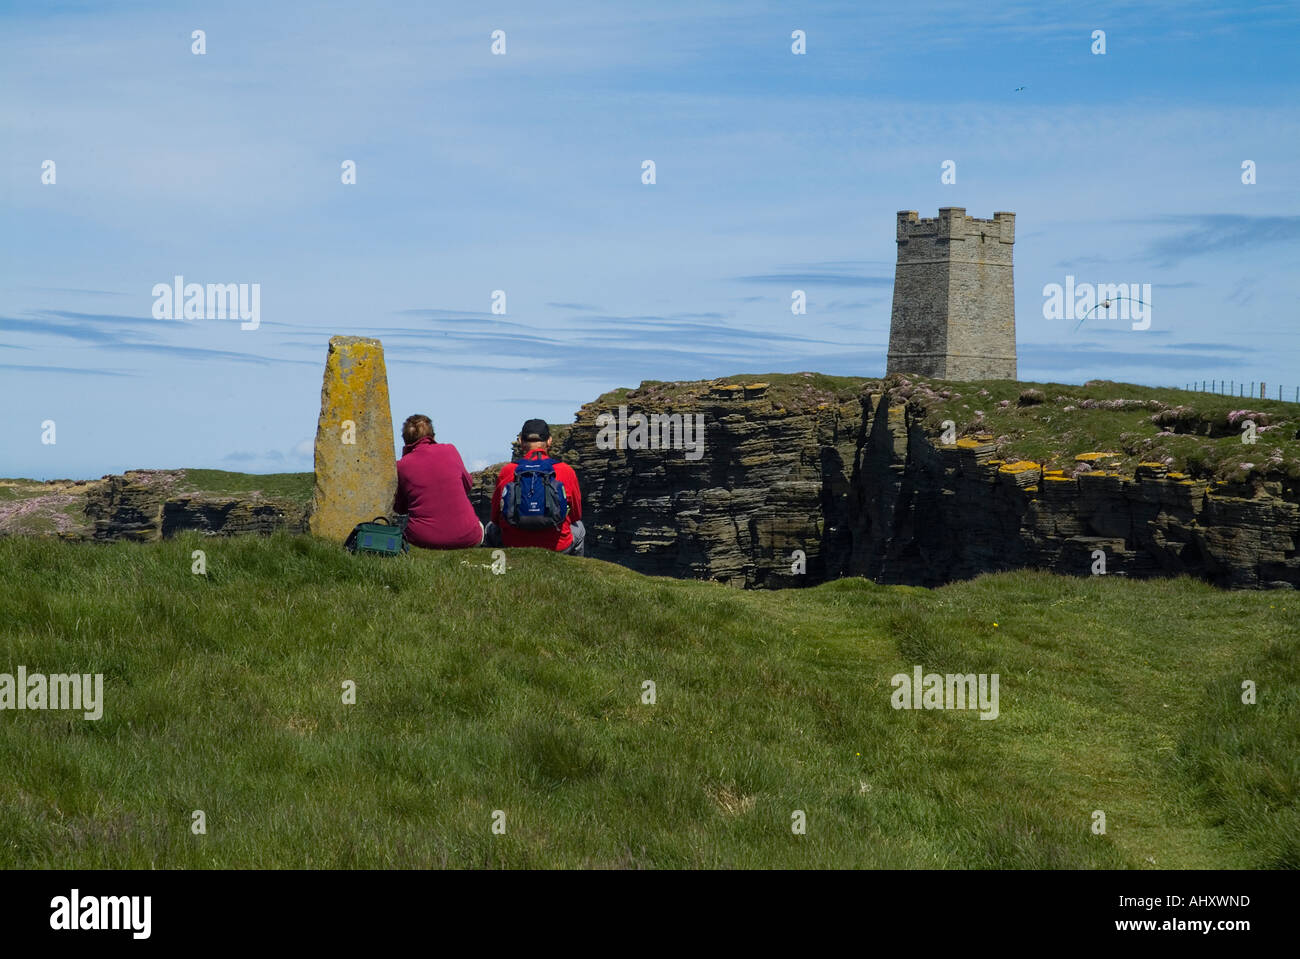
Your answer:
3,0 -> 1298,479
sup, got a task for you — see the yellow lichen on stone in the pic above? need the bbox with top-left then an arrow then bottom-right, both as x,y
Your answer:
955,438 -> 985,449
308,336 -> 398,543
998,460 -> 1039,473
1044,475 -> 1074,482
1075,451 -> 1119,462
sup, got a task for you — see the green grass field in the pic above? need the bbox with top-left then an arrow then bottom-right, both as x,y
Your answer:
0,534 -> 1296,869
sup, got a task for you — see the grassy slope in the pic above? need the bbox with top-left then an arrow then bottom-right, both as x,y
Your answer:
0,534 -> 1295,869
171,469 -> 313,504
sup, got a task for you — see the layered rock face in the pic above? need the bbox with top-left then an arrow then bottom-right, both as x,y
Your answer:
857,427 -> 1300,590
544,380 -> 861,587
82,471 -> 308,541
467,377 -> 1300,591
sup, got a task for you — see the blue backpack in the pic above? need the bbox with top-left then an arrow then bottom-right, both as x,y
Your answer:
502,457 -> 569,529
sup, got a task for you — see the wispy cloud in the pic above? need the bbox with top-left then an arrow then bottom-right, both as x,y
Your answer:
0,315 -> 150,344
736,272 -> 893,287
11,287 -> 130,297
39,309 -> 188,328
1226,276 -> 1258,307
0,363 -> 135,377
1141,215 -> 1300,268
395,308 -> 500,320
1019,343 -> 1254,372
99,344 -> 316,366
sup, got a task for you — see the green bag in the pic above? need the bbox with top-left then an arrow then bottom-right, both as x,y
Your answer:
344,516 -> 408,556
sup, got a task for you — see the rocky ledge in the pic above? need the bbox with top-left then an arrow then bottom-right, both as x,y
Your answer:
0,470 -> 309,541
480,373 -> 1300,590
6,374 -> 1298,591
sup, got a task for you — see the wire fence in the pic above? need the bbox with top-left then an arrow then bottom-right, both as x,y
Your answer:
1186,380 -> 1300,404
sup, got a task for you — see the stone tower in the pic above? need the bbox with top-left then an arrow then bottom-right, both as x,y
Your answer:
886,207 -> 1017,380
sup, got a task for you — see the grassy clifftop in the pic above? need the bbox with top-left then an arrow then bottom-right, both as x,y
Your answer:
0,469 -> 312,538
900,376 -> 1300,487
585,373 -> 1300,487
0,533 -> 1295,868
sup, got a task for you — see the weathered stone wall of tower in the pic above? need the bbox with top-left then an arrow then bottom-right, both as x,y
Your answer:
887,207 -> 1017,380
887,211 -> 951,376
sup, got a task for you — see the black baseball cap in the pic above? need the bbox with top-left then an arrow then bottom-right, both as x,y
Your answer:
520,418 -> 550,441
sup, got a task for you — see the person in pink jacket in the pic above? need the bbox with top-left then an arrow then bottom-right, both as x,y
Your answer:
393,414 -> 484,549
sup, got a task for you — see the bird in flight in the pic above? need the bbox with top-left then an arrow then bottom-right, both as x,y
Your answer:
1075,296 -> 1151,331
1014,86 -> 1026,92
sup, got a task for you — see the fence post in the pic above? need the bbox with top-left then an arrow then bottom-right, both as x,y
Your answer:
1261,382 -> 1266,399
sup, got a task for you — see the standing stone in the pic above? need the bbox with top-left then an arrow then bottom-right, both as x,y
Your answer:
308,336 -> 397,542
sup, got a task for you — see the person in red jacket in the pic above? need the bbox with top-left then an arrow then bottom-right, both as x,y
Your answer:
487,418 -> 585,555
393,414 -> 484,549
